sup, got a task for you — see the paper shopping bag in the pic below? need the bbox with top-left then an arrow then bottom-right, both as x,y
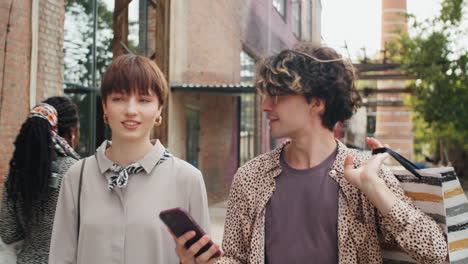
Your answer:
373,148 -> 468,263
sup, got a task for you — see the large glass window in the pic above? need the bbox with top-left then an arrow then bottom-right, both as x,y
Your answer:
128,0 -> 139,51
64,0 -> 112,156
186,108 -> 200,168
240,51 -> 255,85
64,1 -> 113,88
367,107 -> 377,136
292,1 -> 301,38
315,0 -> 322,39
239,51 -> 256,166
303,0 -> 312,41
64,0 -> 148,156
273,0 -> 286,17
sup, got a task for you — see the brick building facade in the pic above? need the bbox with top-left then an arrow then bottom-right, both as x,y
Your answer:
0,0 -> 322,202
168,0 -> 322,201
0,0 -> 65,187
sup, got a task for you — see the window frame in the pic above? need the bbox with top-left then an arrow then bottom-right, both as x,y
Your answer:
273,0 -> 287,18
292,0 -> 302,38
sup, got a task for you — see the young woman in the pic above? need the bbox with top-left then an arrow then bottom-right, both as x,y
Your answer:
0,96 -> 81,264
49,54 -> 213,264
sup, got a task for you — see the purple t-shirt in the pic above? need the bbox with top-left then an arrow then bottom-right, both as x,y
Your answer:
265,148 -> 339,264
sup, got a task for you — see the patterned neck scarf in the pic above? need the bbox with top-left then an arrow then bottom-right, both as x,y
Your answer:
107,149 -> 172,190
29,103 -> 80,160
108,162 -> 144,190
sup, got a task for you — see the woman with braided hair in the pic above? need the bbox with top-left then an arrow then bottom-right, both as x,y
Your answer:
0,96 -> 80,263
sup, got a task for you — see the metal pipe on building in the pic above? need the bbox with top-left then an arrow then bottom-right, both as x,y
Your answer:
29,0 -> 39,108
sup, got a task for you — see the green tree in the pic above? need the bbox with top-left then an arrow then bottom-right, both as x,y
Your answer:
388,0 -> 468,178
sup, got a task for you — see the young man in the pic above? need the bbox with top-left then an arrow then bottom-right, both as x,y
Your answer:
174,45 -> 447,264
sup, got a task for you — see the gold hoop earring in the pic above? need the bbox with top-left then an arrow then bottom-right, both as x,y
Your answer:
103,113 -> 109,124
154,116 -> 162,126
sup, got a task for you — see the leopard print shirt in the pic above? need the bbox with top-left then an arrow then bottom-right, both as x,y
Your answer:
217,140 -> 447,264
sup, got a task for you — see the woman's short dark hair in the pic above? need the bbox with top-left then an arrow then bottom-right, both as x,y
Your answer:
256,43 -> 362,131
100,54 -> 169,106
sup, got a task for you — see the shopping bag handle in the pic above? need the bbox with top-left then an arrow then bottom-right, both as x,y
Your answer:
372,147 -> 422,179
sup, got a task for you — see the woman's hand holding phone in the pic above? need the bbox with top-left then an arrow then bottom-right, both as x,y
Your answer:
171,231 -> 223,264
159,207 -> 223,264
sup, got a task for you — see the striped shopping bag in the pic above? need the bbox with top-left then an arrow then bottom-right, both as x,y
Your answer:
373,148 -> 468,264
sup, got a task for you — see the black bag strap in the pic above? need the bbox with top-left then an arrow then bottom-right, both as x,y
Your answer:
372,147 -> 422,179
77,158 -> 86,241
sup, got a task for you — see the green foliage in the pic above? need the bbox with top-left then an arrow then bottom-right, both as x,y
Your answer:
389,0 -> 468,174
439,0 -> 464,24
410,111 -> 434,162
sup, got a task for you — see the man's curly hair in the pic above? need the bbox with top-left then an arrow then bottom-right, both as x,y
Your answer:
256,43 -> 362,131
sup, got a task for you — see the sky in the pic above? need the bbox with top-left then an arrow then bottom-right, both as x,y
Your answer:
321,0 -> 444,62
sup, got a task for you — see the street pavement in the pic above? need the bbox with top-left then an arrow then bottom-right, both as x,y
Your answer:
209,200 -> 228,246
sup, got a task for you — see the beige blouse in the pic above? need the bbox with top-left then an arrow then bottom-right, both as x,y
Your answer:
49,140 -> 210,264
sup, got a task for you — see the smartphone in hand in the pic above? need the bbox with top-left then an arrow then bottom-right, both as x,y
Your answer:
159,207 -> 221,258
